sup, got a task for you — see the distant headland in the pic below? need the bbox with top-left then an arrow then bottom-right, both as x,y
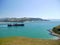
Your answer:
0,17 -> 49,22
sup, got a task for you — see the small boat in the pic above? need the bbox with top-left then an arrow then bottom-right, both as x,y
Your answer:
8,24 -> 24,26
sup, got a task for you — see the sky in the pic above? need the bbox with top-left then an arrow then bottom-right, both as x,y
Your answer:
0,0 -> 60,19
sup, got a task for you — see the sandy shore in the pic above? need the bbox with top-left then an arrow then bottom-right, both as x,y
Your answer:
0,37 -> 60,45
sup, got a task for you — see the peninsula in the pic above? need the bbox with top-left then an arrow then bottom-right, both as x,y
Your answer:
49,25 -> 60,39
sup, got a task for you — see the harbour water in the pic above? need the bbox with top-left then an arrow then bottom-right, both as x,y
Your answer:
0,20 -> 60,39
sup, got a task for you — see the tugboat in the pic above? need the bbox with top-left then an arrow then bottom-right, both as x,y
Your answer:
8,24 -> 24,26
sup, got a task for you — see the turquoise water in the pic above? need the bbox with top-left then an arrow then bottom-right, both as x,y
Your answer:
0,21 -> 60,39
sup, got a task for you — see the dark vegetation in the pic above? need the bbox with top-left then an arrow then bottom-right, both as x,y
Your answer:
52,25 -> 60,34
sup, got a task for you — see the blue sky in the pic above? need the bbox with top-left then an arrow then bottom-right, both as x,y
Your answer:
0,0 -> 60,19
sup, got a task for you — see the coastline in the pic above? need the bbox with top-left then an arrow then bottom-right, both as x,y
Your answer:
48,30 -> 60,40
0,36 -> 60,45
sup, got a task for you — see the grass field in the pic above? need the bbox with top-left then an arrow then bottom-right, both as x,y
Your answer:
0,37 -> 60,45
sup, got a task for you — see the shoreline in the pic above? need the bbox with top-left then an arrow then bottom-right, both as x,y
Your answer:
0,35 -> 59,40
48,30 -> 60,40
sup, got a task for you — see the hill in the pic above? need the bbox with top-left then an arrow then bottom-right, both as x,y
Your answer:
0,17 -> 49,22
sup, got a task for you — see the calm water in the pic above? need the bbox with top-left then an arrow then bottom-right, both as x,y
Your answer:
0,21 -> 60,39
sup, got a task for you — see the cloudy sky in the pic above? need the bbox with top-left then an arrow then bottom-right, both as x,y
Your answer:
0,0 -> 60,19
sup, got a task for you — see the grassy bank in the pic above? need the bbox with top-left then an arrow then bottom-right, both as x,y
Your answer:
0,37 -> 60,45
